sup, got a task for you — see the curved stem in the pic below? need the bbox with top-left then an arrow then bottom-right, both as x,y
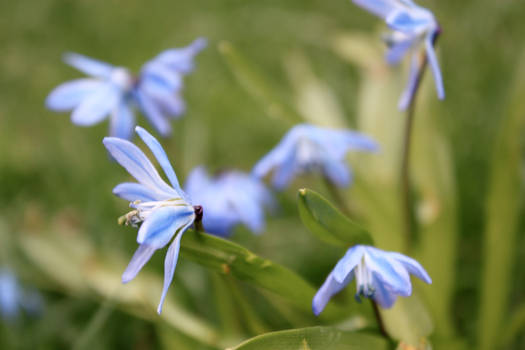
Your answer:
371,300 -> 389,339
401,32 -> 440,252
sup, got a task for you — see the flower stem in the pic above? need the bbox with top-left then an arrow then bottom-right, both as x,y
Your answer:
401,32 -> 440,252
371,300 -> 389,339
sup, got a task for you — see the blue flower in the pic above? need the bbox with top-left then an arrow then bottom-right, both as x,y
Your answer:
46,53 -> 137,139
46,38 -> 206,138
185,166 -> 274,236
134,38 -> 207,136
104,126 -> 196,314
0,268 -> 43,321
252,124 -> 378,190
312,245 -> 431,315
352,0 -> 444,110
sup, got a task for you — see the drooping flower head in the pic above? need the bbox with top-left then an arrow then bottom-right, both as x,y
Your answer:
352,0 -> 444,109
312,245 -> 431,315
104,126 -> 197,314
0,268 -> 43,321
46,38 -> 206,139
185,166 -> 274,236
253,124 -> 378,190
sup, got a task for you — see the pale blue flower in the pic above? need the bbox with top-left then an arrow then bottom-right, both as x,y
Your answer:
185,166 -> 274,236
312,245 -> 431,315
0,268 -> 43,321
134,38 -> 207,136
46,38 -> 206,138
46,53 -> 137,139
352,0 -> 444,109
253,124 -> 378,190
104,126 -> 196,314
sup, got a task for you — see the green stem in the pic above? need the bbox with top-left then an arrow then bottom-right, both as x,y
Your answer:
371,300 -> 389,339
400,47 -> 432,252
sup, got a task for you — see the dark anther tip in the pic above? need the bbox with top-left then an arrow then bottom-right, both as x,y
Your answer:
193,205 -> 203,221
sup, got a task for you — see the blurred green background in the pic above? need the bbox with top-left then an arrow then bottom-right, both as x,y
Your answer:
1,0 -> 525,349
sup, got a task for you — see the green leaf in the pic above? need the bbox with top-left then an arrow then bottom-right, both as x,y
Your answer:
380,294 -> 433,347
180,230 -> 344,320
297,188 -> 373,247
227,326 -> 388,350
477,51 -> 525,350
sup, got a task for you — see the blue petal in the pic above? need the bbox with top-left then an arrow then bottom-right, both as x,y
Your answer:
385,36 -> 415,65
63,52 -> 114,78
184,166 -> 212,199
312,271 -> 353,316
103,137 -> 176,195
425,36 -> 445,100
110,100 -> 135,139
46,79 -> 103,111
135,126 -> 182,192
372,276 -> 398,308
134,89 -> 172,136
122,244 -> 157,283
113,182 -> 161,202
156,220 -> 192,314
154,37 -> 207,74
137,206 -> 194,249
0,270 -> 20,320
364,247 -> 411,296
157,93 -> 186,117
271,144 -> 298,190
141,62 -> 183,92
333,245 -> 365,283
388,252 -> 432,284
71,83 -> 121,126
398,52 -> 420,110
322,158 -> 352,188
252,127 -> 299,179
352,0 -> 402,20
386,10 -> 429,34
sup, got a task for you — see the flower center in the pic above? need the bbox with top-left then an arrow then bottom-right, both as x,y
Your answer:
118,198 -> 188,227
354,257 -> 375,302
110,67 -> 134,91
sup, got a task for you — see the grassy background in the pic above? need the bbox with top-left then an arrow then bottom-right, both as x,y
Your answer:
1,0 -> 525,349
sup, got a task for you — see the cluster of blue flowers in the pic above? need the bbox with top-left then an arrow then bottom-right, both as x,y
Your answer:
45,0 -> 440,319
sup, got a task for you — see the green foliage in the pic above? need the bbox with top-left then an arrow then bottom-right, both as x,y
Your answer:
297,188 -> 373,247
228,326 -> 388,350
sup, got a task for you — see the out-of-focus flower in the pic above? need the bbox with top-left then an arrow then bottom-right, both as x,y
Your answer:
0,268 -> 43,321
134,38 -> 207,136
46,38 -> 206,138
352,0 -> 444,110
104,126 -> 196,314
185,166 -> 274,236
253,124 -> 378,190
312,245 -> 431,315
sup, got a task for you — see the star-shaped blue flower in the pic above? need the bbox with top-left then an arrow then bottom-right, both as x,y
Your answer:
352,0 -> 444,110
312,245 -> 431,315
104,126 -> 196,314
253,124 -> 378,190
185,166 -> 274,236
46,38 -> 206,139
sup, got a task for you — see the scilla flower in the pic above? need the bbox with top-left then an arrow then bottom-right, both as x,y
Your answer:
185,167 -> 274,236
312,245 -> 431,315
46,52 -> 137,139
134,38 -> 207,136
253,124 -> 378,190
352,0 -> 444,110
0,268 -> 43,321
46,38 -> 206,138
104,126 -> 198,314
